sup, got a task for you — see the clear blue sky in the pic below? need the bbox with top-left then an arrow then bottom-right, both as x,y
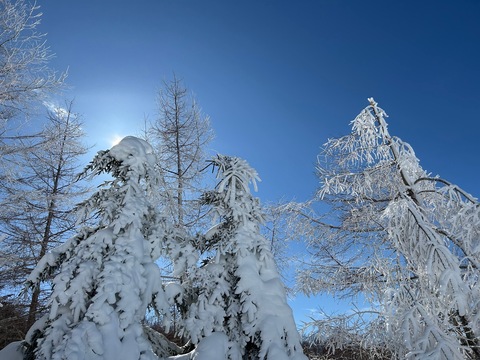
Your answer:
37,0 -> 480,324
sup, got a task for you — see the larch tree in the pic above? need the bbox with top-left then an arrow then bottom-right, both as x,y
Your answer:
0,0 -> 64,297
182,155 -> 307,360
0,102 -> 89,329
145,75 -> 214,231
285,99 -> 480,359
142,75 -> 214,340
0,0 -> 64,121
23,137 -> 174,360
0,0 -> 64,161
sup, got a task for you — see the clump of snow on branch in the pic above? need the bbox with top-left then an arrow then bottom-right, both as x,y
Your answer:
206,155 -> 263,224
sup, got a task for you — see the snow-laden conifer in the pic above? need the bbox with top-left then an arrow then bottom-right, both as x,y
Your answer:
184,155 -> 307,360
24,136 -> 172,360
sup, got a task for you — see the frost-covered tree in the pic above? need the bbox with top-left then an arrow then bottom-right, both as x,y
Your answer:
143,76 -> 214,337
23,137 -> 173,360
0,102 -> 89,328
286,99 -> 480,359
183,155 -> 307,360
0,0 -> 64,287
0,0 -> 64,124
0,0 -> 65,197
145,74 -> 214,230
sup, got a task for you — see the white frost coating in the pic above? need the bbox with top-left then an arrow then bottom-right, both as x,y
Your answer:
300,99 -> 480,359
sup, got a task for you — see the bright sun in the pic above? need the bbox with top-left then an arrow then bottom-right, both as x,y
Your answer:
110,134 -> 123,147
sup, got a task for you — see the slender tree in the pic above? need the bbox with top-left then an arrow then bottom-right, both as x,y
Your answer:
0,102 -> 89,328
0,0 -> 65,172
143,76 -> 214,339
146,75 -> 213,231
23,136 -> 174,360
285,99 -> 480,359
0,0 -> 64,284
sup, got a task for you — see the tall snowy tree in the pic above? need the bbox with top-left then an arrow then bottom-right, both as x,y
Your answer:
23,137 -> 174,360
182,155 -> 307,360
0,0 -> 64,299
143,76 -> 214,338
145,75 -> 214,231
286,99 -> 480,359
0,102 -> 89,329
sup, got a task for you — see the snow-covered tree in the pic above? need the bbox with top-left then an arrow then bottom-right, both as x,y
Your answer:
0,0 -> 64,122
0,102 -> 89,328
286,99 -> 480,359
23,136 -> 173,360
142,75 -> 214,338
183,155 -> 307,360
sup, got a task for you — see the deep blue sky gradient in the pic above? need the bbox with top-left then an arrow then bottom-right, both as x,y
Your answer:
37,0 -> 480,323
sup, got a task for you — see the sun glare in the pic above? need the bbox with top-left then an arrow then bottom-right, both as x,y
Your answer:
110,134 -> 123,147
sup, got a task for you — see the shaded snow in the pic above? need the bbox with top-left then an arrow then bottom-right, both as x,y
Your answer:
167,332 -> 231,360
0,341 -> 25,360
109,136 -> 156,175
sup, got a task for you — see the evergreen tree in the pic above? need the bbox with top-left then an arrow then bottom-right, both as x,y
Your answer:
184,155 -> 307,360
24,137 -> 173,360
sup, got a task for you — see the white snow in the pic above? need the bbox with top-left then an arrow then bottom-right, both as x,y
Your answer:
0,341 -> 25,360
166,332 -> 231,360
109,136 -> 156,175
